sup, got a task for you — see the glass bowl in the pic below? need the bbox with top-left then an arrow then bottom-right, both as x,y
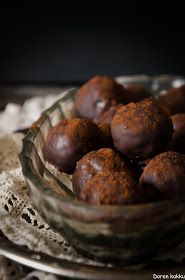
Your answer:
20,75 -> 185,266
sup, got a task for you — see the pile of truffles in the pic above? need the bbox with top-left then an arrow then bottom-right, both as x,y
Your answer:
43,76 -> 185,205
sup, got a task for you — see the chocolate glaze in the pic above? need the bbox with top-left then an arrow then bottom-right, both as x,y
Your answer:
99,123 -> 113,147
94,104 -> 123,147
94,103 -> 123,125
43,118 -> 104,174
72,148 -> 130,197
75,76 -> 126,120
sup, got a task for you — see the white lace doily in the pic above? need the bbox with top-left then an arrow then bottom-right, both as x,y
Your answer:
0,255 -> 59,280
0,93 -> 100,280
1,94 -> 185,279
0,132 -> 63,279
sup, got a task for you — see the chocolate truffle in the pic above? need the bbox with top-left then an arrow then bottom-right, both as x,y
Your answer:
132,143 -> 174,178
159,85 -> 185,115
111,98 -> 173,159
171,113 -> 185,154
72,148 -> 129,197
95,104 -> 122,147
94,103 -> 123,125
75,76 -> 126,120
99,123 -> 113,147
139,151 -> 185,201
124,85 -> 151,103
79,172 -> 146,205
43,118 -> 104,174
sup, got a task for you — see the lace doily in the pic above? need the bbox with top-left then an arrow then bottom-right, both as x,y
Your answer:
0,92 -> 96,280
0,256 -> 59,280
1,94 -> 185,279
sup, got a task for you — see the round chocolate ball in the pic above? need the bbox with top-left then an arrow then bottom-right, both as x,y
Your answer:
72,148 -> 129,197
159,85 -> 185,115
94,103 -> 123,125
43,118 -> 104,174
99,123 -> 113,147
75,76 -> 126,120
139,151 -> 185,201
94,104 -> 123,147
171,113 -> 185,154
131,142 -> 174,179
124,85 -> 151,103
111,98 -> 173,159
79,172 -> 146,205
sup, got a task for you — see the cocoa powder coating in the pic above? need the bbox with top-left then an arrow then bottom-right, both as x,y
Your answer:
139,151 -> 185,201
79,171 -> 146,205
72,148 -> 129,197
111,98 -> 173,159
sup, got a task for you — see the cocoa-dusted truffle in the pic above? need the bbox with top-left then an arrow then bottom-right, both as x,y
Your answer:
111,98 -> 173,159
132,142 -> 174,176
94,103 -> 123,125
72,148 -> 129,197
139,151 -> 185,201
79,172 -> 146,205
43,118 -> 104,174
159,85 -> 185,115
124,85 -> 151,103
75,76 -> 126,120
95,104 -> 123,147
99,123 -> 113,147
171,113 -> 185,154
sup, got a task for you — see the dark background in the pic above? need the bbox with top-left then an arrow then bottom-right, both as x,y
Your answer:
1,4 -> 185,84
